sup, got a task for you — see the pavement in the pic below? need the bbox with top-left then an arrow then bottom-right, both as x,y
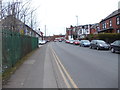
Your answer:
3,44 -> 66,88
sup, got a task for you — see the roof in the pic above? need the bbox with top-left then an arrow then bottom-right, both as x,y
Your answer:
101,9 -> 120,21
91,23 -> 99,28
1,15 -> 41,37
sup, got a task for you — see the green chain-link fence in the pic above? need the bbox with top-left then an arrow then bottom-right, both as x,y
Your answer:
2,29 -> 38,73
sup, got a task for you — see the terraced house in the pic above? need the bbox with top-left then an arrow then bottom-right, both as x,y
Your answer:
99,9 -> 120,33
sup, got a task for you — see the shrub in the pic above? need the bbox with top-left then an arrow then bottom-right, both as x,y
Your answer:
86,33 -> 120,43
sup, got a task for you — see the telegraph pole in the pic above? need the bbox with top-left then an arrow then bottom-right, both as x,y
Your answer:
0,0 -> 2,20
76,15 -> 79,39
0,1 -> 2,88
44,25 -> 46,40
76,15 -> 78,26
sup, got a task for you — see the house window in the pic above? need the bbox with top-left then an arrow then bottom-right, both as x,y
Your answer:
116,17 -> 120,25
102,22 -> 106,29
109,20 -> 112,27
102,23 -> 104,29
117,29 -> 120,33
104,23 -> 106,29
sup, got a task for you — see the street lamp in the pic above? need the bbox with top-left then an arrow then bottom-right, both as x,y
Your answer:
76,15 -> 79,39
76,15 -> 78,26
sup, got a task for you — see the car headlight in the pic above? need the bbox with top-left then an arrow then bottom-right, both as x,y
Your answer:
99,44 -> 103,46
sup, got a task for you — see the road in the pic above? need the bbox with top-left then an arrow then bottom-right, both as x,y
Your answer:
51,42 -> 118,88
3,42 -> 118,88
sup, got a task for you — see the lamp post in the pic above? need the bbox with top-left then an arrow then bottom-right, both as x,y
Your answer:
76,15 -> 78,26
76,15 -> 79,39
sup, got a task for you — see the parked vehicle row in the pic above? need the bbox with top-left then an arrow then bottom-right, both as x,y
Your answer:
65,39 -> 120,54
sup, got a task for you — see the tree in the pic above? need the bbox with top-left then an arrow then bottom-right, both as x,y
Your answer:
1,0 -> 38,31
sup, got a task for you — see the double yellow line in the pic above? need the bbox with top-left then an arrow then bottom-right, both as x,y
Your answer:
50,46 -> 78,88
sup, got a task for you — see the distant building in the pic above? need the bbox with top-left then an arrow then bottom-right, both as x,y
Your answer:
66,24 -> 94,39
90,23 -> 99,34
99,9 -> 120,33
77,24 -> 91,39
66,26 -> 74,40
52,34 -> 65,41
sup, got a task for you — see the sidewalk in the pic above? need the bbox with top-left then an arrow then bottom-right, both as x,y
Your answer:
3,44 -> 58,88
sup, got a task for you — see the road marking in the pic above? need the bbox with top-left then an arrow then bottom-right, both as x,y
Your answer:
51,47 -> 71,88
50,45 -> 78,88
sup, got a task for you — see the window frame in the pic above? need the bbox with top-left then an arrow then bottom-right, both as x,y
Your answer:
109,20 -> 112,27
116,16 -> 120,25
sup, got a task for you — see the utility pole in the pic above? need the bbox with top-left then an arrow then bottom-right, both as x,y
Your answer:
0,0 -> 2,20
45,25 -> 46,40
76,15 -> 79,39
76,15 -> 78,26
0,1 -> 2,85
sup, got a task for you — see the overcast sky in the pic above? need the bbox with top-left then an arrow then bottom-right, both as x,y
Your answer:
3,0 -> 120,36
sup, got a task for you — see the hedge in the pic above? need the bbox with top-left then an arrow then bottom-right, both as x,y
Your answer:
86,33 -> 120,43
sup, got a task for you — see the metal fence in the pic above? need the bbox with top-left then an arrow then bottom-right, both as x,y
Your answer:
2,29 -> 38,72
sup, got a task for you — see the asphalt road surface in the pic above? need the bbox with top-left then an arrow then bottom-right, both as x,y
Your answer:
3,42 -> 119,88
51,42 -> 118,88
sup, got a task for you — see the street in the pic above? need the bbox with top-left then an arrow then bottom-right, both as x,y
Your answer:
52,42 -> 118,88
3,42 -> 118,88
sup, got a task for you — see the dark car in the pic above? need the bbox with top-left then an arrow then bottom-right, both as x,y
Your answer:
89,40 -> 110,50
80,40 -> 90,47
110,40 -> 120,53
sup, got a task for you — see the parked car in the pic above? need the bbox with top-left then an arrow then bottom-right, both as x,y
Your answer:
89,40 -> 110,50
65,40 -> 70,43
59,39 -> 62,42
73,40 -> 80,45
69,40 -> 74,44
54,40 -> 58,42
80,40 -> 90,47
39,40 -> 46,45
110,40 -> 120,53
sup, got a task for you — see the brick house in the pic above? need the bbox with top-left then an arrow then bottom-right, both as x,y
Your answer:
66,25 -> 76,40
77,24 -> 91,39
66,25 -> 91,39
90,23 -> 99,34
99,9 -> 120,33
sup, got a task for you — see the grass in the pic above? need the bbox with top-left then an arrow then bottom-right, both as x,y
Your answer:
2,48 -> 39,85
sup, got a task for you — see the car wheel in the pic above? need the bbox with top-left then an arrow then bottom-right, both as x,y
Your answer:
97,47 -> 99,50
111,48 -> 115,53
89,46 -> 92,49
